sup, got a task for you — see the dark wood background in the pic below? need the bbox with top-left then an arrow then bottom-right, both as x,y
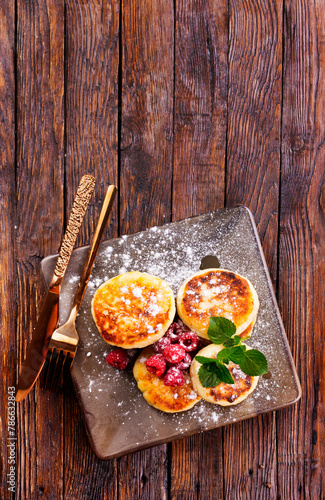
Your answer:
1,0 -> 324,498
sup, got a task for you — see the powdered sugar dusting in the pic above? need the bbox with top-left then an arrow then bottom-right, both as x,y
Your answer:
132,287 -> 143,298
47,207 -> 300,458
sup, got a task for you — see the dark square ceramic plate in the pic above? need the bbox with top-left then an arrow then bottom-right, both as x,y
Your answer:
41,206 -> 301,460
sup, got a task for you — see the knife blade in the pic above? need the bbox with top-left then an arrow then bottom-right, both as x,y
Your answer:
16,175 -> 96,402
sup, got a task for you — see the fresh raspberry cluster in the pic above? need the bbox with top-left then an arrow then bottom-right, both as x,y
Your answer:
146,321 -> 200,387
106,320 -> 200,388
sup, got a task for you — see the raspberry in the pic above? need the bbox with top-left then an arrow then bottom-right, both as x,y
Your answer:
145,354 -> 166,377
175,352 -> 192,370
163,344 -> 185,364
178,332 -> 199,352
153,336 -> 171,353
106,348 -> 129,370
163,367 -> 185,386
166,322 -> 183,342
177,319 -> 190,331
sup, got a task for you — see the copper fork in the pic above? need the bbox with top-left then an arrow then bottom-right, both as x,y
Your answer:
45,184 -> 117,390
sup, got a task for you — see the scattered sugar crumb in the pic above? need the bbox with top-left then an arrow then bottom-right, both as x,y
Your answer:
56,209 -> 288,442
132,287 -> 143,298
211,412 -> 219,423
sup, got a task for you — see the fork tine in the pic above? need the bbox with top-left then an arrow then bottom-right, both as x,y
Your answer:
45,348 -> 62,392
43,348 -> 58,390
50,350 -> 66,391
61,353 -> 74,389
44,348 -> 74,392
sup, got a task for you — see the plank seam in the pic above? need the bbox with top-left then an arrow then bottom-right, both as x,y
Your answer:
222,0 -> 230,496
117,0 -> 123,492
63,5 -> 68,499
276,0 -> 285,497
224,0 -> 230,210
170,0 -> 176,225
117,0 -> 122,238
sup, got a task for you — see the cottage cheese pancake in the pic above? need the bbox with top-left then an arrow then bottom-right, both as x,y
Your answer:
238,318 -> 256,340
190,344 -> 259,406
177,269 -> 259,339
92,272 -> 175,348
134,347 -> 201,413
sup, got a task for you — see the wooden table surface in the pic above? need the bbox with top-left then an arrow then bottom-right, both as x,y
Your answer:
1,0 -> 324,498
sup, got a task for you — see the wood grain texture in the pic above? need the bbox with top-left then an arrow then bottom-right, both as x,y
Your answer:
224,0 -> 282,498
15,1 -> 64,499
3,0 -> 324,496
64,0 -> 119,498
277,0 -> 325,497
65,0 -> 119,247
172,0 -> 228,222
226,0 -> 282,286
118,0 -> 174,497
0,1 -> 16,498
119,0 -> 174,236
171,0 -> 228,498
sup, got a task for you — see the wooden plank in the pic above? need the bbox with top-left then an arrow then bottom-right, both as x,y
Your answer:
15,0 -> 65,498
224,0 -> 282,498
119,0 -> 174,236
226,0 -> 282,286
0,1 -> 16,498
277,0 -> 325,497
65,0 -> 119,245
172,0 -> 228,222
171,0 -> 228,498
118,0 -> 174,497
64,0 -> 119,498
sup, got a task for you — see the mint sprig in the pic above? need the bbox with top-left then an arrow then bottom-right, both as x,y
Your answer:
197,359 -> 235,387
207,316 -> 236,344
238,348 -> 268,376
196,317 -> 268,388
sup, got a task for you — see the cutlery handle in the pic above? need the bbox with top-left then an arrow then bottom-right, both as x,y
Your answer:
69,185 -> 117,321
52,175 -> 96,284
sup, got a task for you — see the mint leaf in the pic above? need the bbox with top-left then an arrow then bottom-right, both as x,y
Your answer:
233,335 -> 242,346
218,346 -> 245,364
216,349 -> 230,363
198,365 -> 221,387
195,355 -> 216,365
207,317 -> 236,344
215,362 -> 235,384
196,358 -> 234,386
239,349 -> 268,376
228,347 -> 246,364
223,338 -> 235,348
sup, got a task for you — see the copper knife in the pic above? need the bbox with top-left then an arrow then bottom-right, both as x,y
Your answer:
15,175 -> 96,402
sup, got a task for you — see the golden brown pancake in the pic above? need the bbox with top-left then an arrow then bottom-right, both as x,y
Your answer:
190,344 -> 259,406
238,318 -> 256,340
133,347 -> 201,413
176,268 -> 259,339
91,271 -> 175,349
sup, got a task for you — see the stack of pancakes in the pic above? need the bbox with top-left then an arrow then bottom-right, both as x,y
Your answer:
92,268 -> 260,412
177,268 -> 260,407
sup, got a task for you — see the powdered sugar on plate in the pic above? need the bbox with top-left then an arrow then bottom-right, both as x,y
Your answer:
43,207 -> 300,459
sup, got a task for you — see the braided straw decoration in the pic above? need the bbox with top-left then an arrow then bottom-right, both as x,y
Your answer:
54,175 -> 96,279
